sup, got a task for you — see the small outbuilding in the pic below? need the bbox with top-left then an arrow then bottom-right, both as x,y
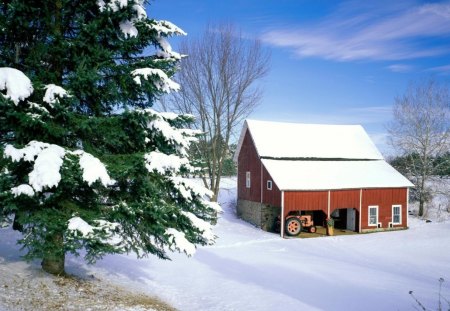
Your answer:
234,119 -> 414,237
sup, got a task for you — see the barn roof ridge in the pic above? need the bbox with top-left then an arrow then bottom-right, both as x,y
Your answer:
234,119 -> 384,162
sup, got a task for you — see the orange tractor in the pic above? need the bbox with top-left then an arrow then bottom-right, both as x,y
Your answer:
275,212 -> 317,236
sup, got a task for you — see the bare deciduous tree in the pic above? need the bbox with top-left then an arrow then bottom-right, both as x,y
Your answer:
161,23 -> 270,201
388,80 -> 450,216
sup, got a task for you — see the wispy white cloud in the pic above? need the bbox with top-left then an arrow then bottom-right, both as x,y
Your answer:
426,64 -> 450,74
262,1 -> 450,61
387,64 -> 414,73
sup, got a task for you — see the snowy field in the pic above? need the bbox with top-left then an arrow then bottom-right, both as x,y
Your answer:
1,177 -> 450,310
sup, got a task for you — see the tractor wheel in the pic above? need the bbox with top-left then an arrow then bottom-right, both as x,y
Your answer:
309,226 -> 317,233
285,218 -> 302,236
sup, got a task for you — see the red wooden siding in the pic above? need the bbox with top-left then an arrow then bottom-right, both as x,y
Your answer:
262,165 -> 281,207
330,189 -> 360,211
284,191 -> 328,215
361,188 -> 407,230
237,130 -> 261,202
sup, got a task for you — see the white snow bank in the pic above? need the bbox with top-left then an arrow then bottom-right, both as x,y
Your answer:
166,228 -> 196,256
73,177 -> 450,311
43,84 -> 71,106
0,67 -> 33,105
131,68 -> 180,93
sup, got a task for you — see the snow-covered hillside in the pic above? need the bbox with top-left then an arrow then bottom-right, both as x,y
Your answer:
1,178 -> 450,310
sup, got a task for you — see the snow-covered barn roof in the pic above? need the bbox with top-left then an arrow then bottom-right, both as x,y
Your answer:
234,119 -> 384,161
235,119 -> 413,190
262,159 -> 414,191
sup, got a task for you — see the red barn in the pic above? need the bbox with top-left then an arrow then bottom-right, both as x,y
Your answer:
234,119 -> 413,237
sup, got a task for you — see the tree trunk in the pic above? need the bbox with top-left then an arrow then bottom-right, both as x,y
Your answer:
12,213 -> 23,232
41,231 -> 65,275
418,198 -> 424,217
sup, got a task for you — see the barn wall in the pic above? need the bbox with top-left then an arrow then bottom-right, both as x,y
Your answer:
262,165 -> 282,207
361,188 -> 408,231
237,130 -> 261,202
284,191 -> 328,216
330,189 -> 360,211
237,199 -> 280,232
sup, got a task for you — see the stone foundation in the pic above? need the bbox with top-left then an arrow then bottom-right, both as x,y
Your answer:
237,199 -> 280,232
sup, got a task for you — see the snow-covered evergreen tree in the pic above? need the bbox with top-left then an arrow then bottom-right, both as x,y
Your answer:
0,0 -> 220,275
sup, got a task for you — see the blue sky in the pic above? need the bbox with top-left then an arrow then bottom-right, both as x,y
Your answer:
149,0 -> 450,155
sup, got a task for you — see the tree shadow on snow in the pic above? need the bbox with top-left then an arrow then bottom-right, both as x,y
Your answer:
194,249 -> 397,310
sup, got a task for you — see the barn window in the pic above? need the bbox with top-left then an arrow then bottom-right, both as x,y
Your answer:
368,206 -> 378,226
267,180 -> 272,190
246,171 -> 251,188
392,205 -> 401,224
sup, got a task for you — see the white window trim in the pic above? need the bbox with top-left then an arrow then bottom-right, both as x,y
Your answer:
392,204 -> 402,225
267,180 -> 272,190
368,205 -> 378,227
246,171 -> 251,188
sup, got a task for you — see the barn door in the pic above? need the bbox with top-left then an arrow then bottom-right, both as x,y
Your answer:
346,208 -> 356,231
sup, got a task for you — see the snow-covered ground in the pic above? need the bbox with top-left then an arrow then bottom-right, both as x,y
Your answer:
1,177 -> 450,310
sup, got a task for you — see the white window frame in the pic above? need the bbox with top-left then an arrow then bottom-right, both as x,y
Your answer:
392,204 -> 402,225
267,180 -> 272,190
246,171 -> 251,188
368,205 -> 378,227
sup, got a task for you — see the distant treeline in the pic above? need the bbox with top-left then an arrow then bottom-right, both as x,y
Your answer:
389,153 -> 450,177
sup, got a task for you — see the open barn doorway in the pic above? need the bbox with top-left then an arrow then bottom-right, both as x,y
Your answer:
331,208 -> 357,231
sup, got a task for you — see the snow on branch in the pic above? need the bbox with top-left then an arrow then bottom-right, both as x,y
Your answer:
166,228 -> 196,256
97,0 -> 128,12
0,67 -> 33,105
131,68 -> 180,93
139,109 -> 200,157
68,217 -> 122,246
98,0 -> 147,38
201,200 -> 223,213
4,141 -> 114,194
170,177 -> 214,201
155,37 -> 183,60
120,20 -> 138,38
43,84 -> 71,107
11,184 -> 35,197
74,151 -> 115,187
28,145 -> 66,192
144,151 -> 191,175
147,20 -> 187,37
5,141 -> 65,192
181,211 -> 215,242
68,217 -> 95,237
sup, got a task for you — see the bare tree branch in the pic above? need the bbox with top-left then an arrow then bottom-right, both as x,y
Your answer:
387,79 -> 450,216
163,23 -> 270,201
